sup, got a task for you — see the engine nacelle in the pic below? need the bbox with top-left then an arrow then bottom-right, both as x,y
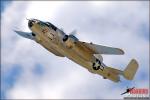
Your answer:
62,35 -> 78,48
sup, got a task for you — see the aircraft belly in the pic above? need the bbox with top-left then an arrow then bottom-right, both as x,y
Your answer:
34,31 -> 65,57
71,42 -> 93,61
41,41 -> 64,57
57,44 -> 108,77
50,42 -> 114,80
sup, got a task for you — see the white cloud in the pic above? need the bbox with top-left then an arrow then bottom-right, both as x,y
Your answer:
1,1 -> 149,99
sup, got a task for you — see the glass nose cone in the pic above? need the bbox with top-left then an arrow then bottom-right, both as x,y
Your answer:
28,20 -> 34,28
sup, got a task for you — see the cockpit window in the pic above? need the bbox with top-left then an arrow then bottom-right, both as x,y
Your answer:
45,22 -> 51,26
45,22 -> 57,31
38,22 -> 46,27
38,21 -> 57,31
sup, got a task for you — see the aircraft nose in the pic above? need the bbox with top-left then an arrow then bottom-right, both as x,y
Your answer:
28,20 -> 35,28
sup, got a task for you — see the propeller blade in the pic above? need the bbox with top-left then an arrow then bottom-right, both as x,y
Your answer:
60,28 -> 64,32
26,18 -> 29,20
69,30 -> 77,36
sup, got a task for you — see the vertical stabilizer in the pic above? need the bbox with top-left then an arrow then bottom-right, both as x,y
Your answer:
123,59 -> 139,80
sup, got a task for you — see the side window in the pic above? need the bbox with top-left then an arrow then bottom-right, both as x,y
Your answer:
51,25 -> 57,31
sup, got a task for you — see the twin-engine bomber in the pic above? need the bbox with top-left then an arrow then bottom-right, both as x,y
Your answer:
14,19 -> 139,82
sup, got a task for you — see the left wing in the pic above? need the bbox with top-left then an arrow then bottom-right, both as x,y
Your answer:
14,30 -> 35,40
77,41 -> 124,55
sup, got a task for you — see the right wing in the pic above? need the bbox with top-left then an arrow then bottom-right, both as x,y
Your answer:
78,41 -> 124,55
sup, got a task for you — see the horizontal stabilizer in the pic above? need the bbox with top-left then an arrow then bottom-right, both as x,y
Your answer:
69,30 -> 77,35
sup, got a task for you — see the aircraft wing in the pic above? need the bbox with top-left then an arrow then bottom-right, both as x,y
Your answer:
78,41 -> 124,55
14,30 -> 35,40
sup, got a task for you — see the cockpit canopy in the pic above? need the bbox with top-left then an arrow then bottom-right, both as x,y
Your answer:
37,21 -> 57,31
45,22 -> 57,31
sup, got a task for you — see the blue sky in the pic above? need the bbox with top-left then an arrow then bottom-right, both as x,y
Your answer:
1,1 -> 149,99
1,1 -> 14,98
1,1 -> 12,12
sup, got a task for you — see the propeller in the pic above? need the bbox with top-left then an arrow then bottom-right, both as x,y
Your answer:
69,30 -> 77,36
26,18 -> 30,21
60,28 -> 77,36
62,30 -> 78,42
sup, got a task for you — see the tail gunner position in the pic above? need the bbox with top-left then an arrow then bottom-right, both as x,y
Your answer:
14,19 -> 139,82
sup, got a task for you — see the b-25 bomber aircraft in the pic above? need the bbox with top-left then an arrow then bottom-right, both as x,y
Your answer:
14,19 -> 139,82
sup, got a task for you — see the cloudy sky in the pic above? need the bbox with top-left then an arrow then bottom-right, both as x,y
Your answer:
1,1 -> 149,99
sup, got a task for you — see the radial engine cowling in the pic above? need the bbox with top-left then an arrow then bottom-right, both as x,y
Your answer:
62,35 -> 78,48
